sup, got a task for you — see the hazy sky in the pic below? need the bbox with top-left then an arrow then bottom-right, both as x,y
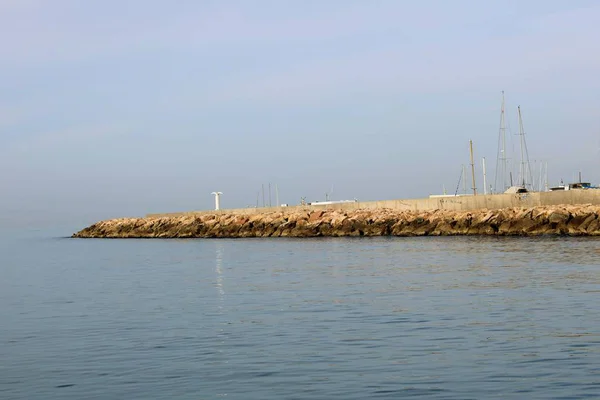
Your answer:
1,0 -> 599,227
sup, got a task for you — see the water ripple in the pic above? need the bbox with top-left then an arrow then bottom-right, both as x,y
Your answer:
1,236 -> 599,399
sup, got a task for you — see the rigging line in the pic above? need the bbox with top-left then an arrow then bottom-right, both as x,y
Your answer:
454,166 -> 463,196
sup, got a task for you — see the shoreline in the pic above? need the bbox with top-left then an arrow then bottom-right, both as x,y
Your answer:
72,205 -> 600,238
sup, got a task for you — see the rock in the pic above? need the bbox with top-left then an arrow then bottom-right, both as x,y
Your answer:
585,217 -> 600,235
579,213 -> 598,231
548,210 -> 570,225
71,205 -> 600,238
309,211 -> 325,222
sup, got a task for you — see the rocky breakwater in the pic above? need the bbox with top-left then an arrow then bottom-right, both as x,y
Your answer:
73,205 -> 600,238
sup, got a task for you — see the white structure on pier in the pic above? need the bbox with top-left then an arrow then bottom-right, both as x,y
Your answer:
211,192 -> 223,210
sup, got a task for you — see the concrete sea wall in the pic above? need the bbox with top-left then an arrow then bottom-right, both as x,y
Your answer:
73,204 -> 600,238
146,190 -> 600,218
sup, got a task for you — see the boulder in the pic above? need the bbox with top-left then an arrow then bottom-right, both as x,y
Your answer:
72,205 -> 600,238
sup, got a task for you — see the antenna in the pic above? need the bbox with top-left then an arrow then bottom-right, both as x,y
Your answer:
275,184 -> 280,207
325,184 -> 334,202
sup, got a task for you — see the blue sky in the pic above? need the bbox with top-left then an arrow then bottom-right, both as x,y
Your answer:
1,0 -> 599,227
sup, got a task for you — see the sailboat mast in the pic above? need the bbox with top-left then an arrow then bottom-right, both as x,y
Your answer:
540,162 -> 544,191
545,161 -> 548,192
482,157 -> 488,195
494,91 -> 508,193
518,106 -> 526,187
462,165 -> 467,194
469,140 -> 477,195
501,93 -> 507,190
517,105 -> 533,189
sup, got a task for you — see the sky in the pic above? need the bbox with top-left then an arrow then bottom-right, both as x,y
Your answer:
1,0 -> 599,228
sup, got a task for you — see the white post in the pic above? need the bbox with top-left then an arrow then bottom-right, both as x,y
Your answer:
211,192 -> 223,210
482,157 -> 488,195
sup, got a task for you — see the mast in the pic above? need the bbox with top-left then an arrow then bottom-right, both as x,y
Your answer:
544,161 -> 548,191
517,106 -> 533,188
469,140 -> 477,195
462,164 -> 467,194
538,161 -> 544,192
454,166 -> 462,196
531,160 -> 537,192
494,91 -> 509,192
482,157 -> 488,195
268,183 -> 272,207
544,161 -> 548,192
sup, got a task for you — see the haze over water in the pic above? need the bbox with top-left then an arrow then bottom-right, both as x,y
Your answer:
2,231 -> 599,399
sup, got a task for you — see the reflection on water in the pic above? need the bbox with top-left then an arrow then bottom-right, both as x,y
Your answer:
214,240 -> 225,303
0,236 -> 599,399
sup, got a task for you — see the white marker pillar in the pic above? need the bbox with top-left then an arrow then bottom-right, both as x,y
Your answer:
211,192 -> 223,210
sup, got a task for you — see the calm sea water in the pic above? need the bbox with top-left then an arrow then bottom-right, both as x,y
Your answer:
1,229 -> 599,399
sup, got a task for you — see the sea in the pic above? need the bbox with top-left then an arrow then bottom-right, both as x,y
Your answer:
1,226 -> 599,399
